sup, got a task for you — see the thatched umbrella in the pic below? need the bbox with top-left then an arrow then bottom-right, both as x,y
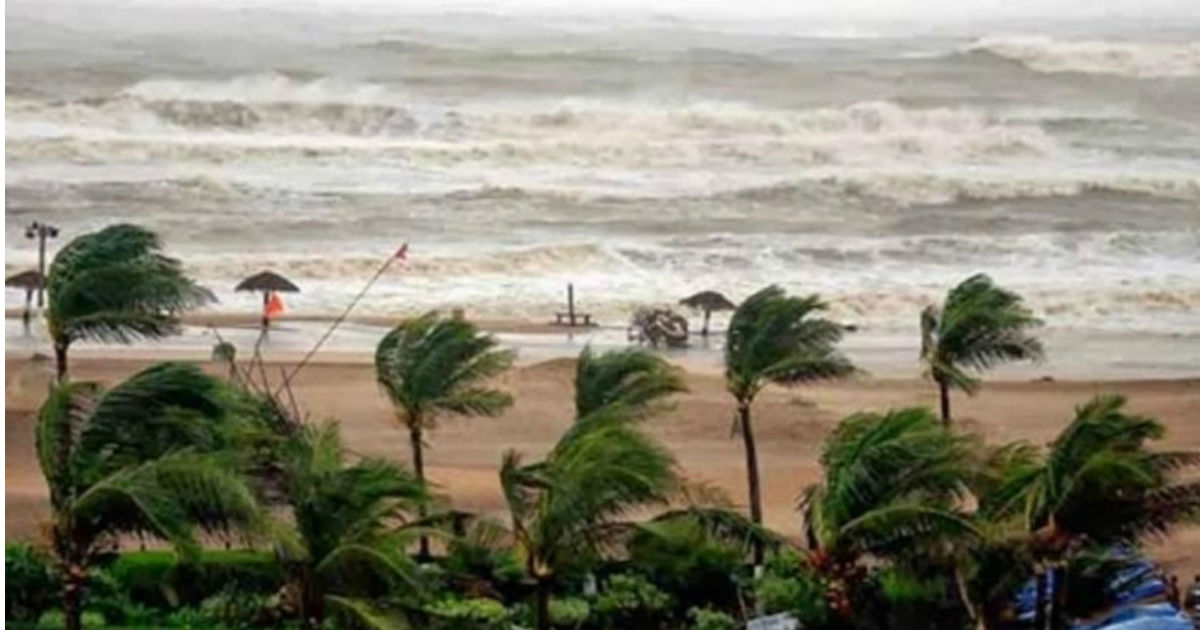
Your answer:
679,290 -> 736,337
235,271 -> 300,330
7,270 -> 43,328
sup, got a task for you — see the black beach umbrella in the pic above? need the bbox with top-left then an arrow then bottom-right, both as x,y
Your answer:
679,290 -> 736,337
7,270 -> 43,327
235,271 -> 300,329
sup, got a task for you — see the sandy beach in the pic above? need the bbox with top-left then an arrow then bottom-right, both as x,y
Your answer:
7,342 -> 1198,574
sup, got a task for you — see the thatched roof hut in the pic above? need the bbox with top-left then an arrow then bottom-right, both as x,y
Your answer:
679,290 -> 736,336
6,270 -> 43,291
235,271 -> 300,293
236,271 -> 299,329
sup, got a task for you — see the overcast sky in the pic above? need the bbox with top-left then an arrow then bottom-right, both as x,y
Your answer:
16,0 -> 1200,22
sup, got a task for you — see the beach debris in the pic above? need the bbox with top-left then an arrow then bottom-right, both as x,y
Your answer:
679,290 -> 735,337
629,307 -> 689,348
235,270 -> 300,330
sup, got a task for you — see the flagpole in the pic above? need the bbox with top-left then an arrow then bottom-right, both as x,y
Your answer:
278,245 -> 406,392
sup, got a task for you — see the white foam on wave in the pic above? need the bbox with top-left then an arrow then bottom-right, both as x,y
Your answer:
143,229 -> 1200,334
968,36 -> 1200,78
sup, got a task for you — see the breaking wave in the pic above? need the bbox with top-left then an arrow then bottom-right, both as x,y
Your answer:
9,84 -> 1062,169
965,36 -> 1200,78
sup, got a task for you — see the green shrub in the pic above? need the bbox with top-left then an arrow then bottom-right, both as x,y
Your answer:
198,586 -> 280,630
687,606 -> 739,630
106,550 -> 283,607
593,572 -> 673,629
755,552 -> 828,628
427,596 -> 511,630
549,597 -> 590,628
36,609 -> 105,629
626,517 -> 745,613
878,569 -> 941,607
163,606 -> 218,630
6,543 -> 58,623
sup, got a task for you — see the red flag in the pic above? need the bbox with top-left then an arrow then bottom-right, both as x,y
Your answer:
265,291 -> 285,320
395,243 -> 409,260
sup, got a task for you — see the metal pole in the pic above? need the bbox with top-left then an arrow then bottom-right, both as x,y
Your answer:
36,228 -> 46,307
568,283 -> 575,326
27,221 -> 58,308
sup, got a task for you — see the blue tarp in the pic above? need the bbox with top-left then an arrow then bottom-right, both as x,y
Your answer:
1011,551 -> 1186,630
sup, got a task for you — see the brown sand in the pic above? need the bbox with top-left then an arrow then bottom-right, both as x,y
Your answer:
6,354 -> 1199,574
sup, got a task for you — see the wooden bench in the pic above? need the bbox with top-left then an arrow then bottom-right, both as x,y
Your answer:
555,311 -> 592,327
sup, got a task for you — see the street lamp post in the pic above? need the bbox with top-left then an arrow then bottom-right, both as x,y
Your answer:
25,221 -> 59,308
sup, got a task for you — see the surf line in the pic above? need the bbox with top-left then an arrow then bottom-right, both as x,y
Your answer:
274,242 -> 408,398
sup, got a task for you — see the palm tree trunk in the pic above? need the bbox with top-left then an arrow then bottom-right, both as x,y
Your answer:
702,310 -> 711,337
63,569 -> 85,630
737,399 -> 765,567
535,577 -> 551,630
410,425 -> 431,561
55,340 -> 69,383
1034,567 -> 1048,630
938,378 -> 951,426
300,574 -> 325,630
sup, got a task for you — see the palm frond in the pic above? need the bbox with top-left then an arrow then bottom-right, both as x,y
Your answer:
922,274 -> 1043,394
574,347 -> 687,419
804,407 -> 976,559
76,363 -> 227,475
326,596 -> 414,630
375,312 -> 514,428
724,285 -> 854,400
71,452 -> 262,560
47,224 -> 213,345
35,381 -> 100,508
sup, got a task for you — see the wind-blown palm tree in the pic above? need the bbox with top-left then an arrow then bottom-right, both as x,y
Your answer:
978,395 -> 1200,630
36,362 -> 262,630
800,407 -> 978,618
574,347 -> 687,419
500,406 -> 679,630
724,285 -> 855,566
374,312 -> 514,559
274,422 -> 429,630
920,274 -> 1043,425
45,224 -> 213,382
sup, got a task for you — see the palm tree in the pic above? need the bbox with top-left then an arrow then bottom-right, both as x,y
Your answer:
574,347 -> 687,419
45,224 -> 213,382
500,406 -> 679,630
724,285 -> 855,566
800,407 -> 979,618
36,362 -> 262,630
374,312 -> 515,559
274,422 -> 429,630
920,274 -> 1043,425
979,395 -> 1200,629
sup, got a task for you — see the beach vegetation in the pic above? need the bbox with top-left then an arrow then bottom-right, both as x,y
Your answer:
45,224 -> 213,382
724,285 -> 855,566
920,273 -> 1044,424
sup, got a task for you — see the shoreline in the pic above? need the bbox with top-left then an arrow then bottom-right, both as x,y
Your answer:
7,311 -> 1200,380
